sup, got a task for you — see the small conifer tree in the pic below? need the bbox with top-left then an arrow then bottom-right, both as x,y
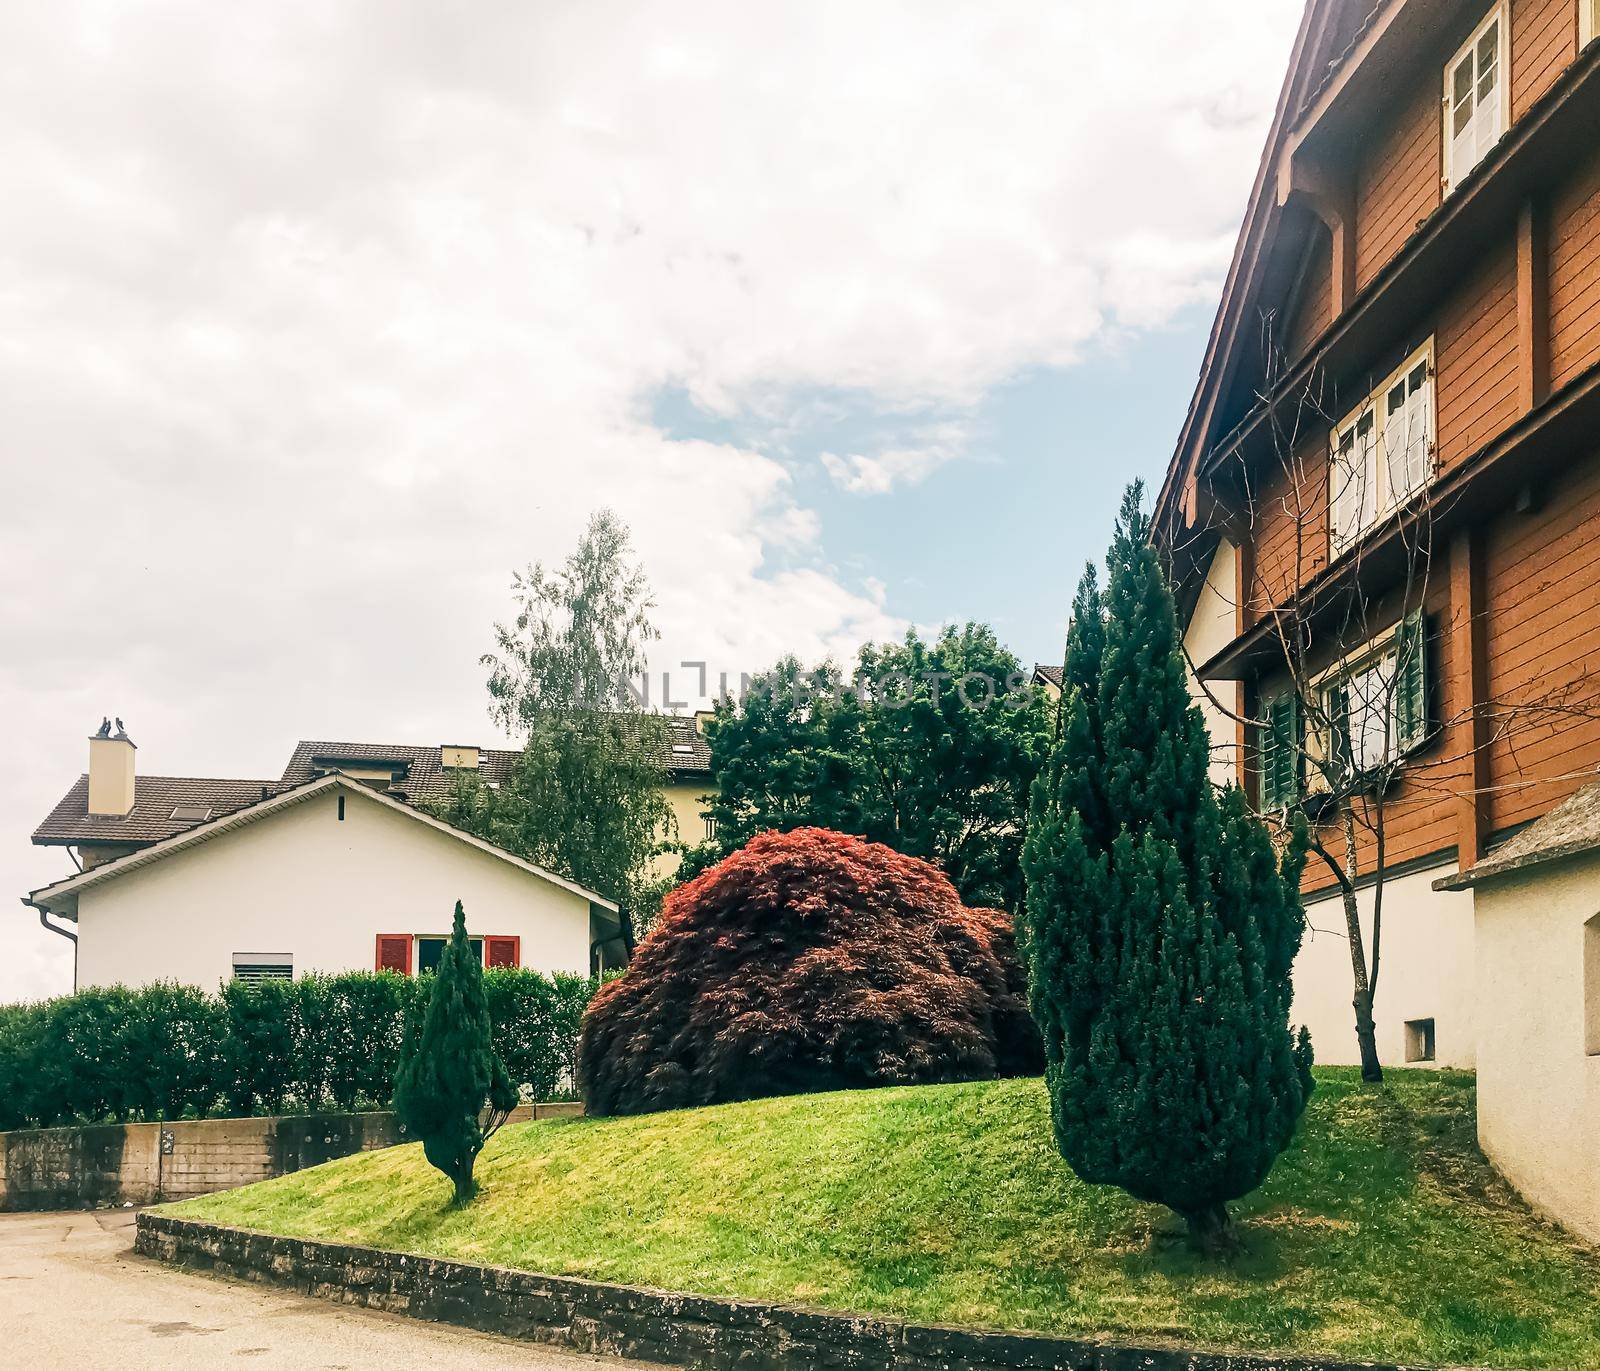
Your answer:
393,901 -> 518,1205
1021,482 -> 1313,1253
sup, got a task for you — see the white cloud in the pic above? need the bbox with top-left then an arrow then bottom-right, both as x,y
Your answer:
0,0 -> 1299,1000
820,422 -> 972,495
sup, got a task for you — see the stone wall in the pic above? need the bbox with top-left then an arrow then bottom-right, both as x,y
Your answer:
0,1103 -> 581,1211
136,1213 -> 1449,1371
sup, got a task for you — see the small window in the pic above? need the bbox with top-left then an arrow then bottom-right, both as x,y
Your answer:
1585,914 -> 1600,1056
671,743 -> 695,754
1330,344 -> 1435,556
1443,7 -> 1507,196
1405,1018 -> 1437,1063
416,935 -> 484,974
704,814 -> 719,840
232,954 -> 293,983
1582,0 -> 1598,49
170,804 -> 213,823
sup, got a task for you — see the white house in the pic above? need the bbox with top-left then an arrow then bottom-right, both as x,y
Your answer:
25,728 -> 627,989
1434,785 -> 1600,1245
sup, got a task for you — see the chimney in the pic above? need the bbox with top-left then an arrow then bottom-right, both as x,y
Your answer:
87,719 -> 136,817
693,709 -> 716,735
440,745 -> 480,770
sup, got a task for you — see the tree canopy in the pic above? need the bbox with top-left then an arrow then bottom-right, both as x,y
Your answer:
428,510 -> 673,938
686,623 -> 1050,913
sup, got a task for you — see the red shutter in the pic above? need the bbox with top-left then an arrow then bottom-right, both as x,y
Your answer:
375,934 -> 412,975
486,936 -> 520,969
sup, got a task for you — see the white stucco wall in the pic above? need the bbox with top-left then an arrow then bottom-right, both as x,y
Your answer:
1471,851 -> 1600,1244
1182,538 -> 1239,789
73,786 -> 594,990
1294,861 -> 1476,1069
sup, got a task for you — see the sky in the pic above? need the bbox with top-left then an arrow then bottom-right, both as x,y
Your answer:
0,0 -> 1302,1002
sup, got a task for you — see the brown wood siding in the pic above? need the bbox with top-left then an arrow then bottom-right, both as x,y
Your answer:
1246,439 -> 1329,614
1353,83 -> 1440,291
1549,149 -> 1600,390
1287,227 -> 1335,364
1483,444 -> 1600,833
1511,0 -> 1578,121
1435,238 -> 1520,470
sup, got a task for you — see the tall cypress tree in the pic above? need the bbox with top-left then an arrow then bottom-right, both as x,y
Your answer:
393,902 -> 518,1205
1020,482 -> 1313,1252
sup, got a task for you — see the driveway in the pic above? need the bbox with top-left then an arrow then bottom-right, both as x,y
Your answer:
0,1208 -> 657,1370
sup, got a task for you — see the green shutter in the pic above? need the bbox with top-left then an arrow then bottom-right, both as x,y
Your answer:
1259,692 -> 1300,810
1396,613 -> 1429,752
1323,680 -> 1352,782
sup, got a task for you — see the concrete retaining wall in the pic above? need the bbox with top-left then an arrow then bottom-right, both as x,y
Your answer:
135,1213 -> 1454,1371
0,1103 -> 581,1211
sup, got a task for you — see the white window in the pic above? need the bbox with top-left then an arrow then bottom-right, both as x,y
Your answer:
1583,0 -> 1599,49
232,954 -> 293,983
1330,343 -> 1435,555
1444,7 -> 1508,197
1312,615 -> 1429,787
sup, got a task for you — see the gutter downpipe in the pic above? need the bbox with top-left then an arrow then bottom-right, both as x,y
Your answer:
23,897 -> 77,945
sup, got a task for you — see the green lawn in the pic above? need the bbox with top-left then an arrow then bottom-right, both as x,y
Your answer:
169,1069 -> 1600,1369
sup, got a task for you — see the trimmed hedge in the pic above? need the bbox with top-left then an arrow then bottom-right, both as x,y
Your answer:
0,969 -> 597,1131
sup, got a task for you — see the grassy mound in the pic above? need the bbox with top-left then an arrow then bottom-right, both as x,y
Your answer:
169,1069 -> 1600,1368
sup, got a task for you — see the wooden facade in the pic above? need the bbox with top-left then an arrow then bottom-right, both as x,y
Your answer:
1157,0 -> 1600,894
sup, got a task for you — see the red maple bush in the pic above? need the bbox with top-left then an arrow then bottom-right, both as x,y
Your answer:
578,827 -> 1043,1115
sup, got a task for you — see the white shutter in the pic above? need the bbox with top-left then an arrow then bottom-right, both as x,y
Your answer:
1330,429 -> 1360,555
1445,9 -> 1506,196
1405,362 -> 1432,495
1447,48 -> 1477,195
1384,359 -> 1432,505
1383,377 -> 1408,506
1473,20 -> 1503,153
1356,410 -> 1379,531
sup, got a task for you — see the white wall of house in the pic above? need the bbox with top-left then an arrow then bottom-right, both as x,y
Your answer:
73,786 -> 594,990
1471,852 -> 1600,1244
1294,862 -> 1476,1069
1182,538 -> 1239,790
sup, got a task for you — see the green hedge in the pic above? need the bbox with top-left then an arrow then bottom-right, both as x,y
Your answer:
0,969 -> 598,1131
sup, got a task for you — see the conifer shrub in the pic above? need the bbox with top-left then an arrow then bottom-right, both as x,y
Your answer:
393,901 -> 518,1204
577,827 -> 1044,1115
1021,483 -> 1312,1254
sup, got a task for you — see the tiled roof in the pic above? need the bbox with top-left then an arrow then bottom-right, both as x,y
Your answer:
1436,781 -> 1600,891
278,718 -> 712,803
32,774 -> 277,847
31,717 -> 712,853
1032,663 -> 1063,689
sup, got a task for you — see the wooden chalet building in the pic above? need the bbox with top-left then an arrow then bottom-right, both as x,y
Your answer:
1155,0 -> 1600,1236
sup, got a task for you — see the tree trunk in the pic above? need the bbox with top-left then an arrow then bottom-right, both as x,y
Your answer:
451,1165 -> 478,1207
1352,987 -> 1383,1084
1180,1203 -> 1239,1257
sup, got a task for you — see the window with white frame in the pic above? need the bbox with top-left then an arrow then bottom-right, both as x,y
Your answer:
1312,615 -> 1430,787
1583,0 -> 1599,47
1444,7 -> 1508,196
1329,343 -> 1435,555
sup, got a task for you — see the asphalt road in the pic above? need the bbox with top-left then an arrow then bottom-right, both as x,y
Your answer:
0,1207 -> 656,1370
